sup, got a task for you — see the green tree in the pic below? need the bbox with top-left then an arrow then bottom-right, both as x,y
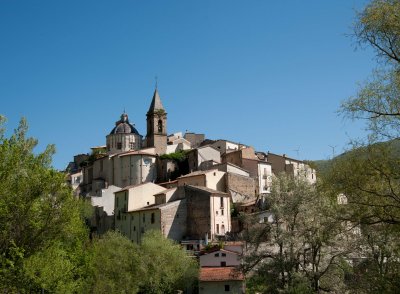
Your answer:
0,116 -> 90,291
243,174 -> 353,293
343,0 -> 400,140
321,2 -> 400,291
138,230 -> 198,294
86,231 -> 141,293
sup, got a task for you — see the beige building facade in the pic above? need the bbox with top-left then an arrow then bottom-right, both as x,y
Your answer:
114,182 -> 166,235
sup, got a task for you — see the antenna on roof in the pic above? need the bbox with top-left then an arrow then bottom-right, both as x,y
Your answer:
123,107 -> 126,114
293,146 -> 300,158
328,145 -> 337,158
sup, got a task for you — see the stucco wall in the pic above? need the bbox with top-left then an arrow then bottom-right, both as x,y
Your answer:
114,183 -> 165,238
198,146 -> 221,166
130,209 -> 161,243
200,250 -> 240,267
225,164 -> 249,177
210,195 -> 231,236
258,162 -> 272,194
127,183 -> 165,211
199,281 -> 244,294
113,154 -> 157,188
205,170 -> 226,192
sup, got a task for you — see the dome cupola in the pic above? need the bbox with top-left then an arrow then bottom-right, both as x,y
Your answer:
110,113 -> 140,135
106,112 -> 142,154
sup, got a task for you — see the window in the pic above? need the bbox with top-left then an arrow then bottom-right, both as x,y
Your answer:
216,211 -> 218,215
129,142 -> 135,150
158,120 -> 163,133
221,261 -> 226,267
220,197 -> 224,208
133,226 -> 136,231
214,253 -> 219,257
221,209 -> 224,216
222,253 -> 226,257
216,224 -> 220,234
117,142 -> 122,149
151,213 -> 155,224
224,285 -> 230,291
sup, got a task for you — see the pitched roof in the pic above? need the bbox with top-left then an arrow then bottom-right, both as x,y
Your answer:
147,89 -> 165,113
118,150 -> 157,157
199,267 -> 244,282
178,169 -> 217,179
186,185 -> 229,196
128,199 -> 183,212
116,182 -> 165,193
201,248 -> 240,256
153,187 -> 177,196
109,150 -> 157,158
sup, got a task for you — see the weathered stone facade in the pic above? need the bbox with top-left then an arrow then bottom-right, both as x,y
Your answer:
146,89 -> 167,155
225,172 -> 256,198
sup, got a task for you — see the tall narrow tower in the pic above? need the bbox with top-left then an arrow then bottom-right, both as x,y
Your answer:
146,89 -> 167,155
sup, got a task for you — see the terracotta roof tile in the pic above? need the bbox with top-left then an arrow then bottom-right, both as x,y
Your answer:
199,267 -> 244,282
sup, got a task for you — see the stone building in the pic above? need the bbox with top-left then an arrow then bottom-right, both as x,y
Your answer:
184,132 -> 205,148
145,89 -> 168,155
80,89 -> 169,196
106,113 -> 142,154
221,146 -> 273,195
267,152 -> 316,183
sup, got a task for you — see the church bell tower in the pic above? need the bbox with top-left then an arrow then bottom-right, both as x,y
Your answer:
146,88 -> 167,155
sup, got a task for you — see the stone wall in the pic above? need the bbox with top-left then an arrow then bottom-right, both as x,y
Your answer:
225,172 -> 256,198
161,200 -> 187,241
186,187 -> 211,239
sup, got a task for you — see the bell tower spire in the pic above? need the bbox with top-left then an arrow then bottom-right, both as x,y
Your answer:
146,87 -> 167,155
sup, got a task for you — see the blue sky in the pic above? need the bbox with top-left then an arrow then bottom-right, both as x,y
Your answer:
0,0 -> 374,169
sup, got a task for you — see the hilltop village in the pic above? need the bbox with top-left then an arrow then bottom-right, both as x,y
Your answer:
66,89 -> 316,292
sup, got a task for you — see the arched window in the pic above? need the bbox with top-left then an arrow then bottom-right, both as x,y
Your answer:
158,119 -> 163,133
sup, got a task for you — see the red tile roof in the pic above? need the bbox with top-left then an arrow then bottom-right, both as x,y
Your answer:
199,267 -> 244,282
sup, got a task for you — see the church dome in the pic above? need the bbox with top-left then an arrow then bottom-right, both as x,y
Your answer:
109,113 -> 140,135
